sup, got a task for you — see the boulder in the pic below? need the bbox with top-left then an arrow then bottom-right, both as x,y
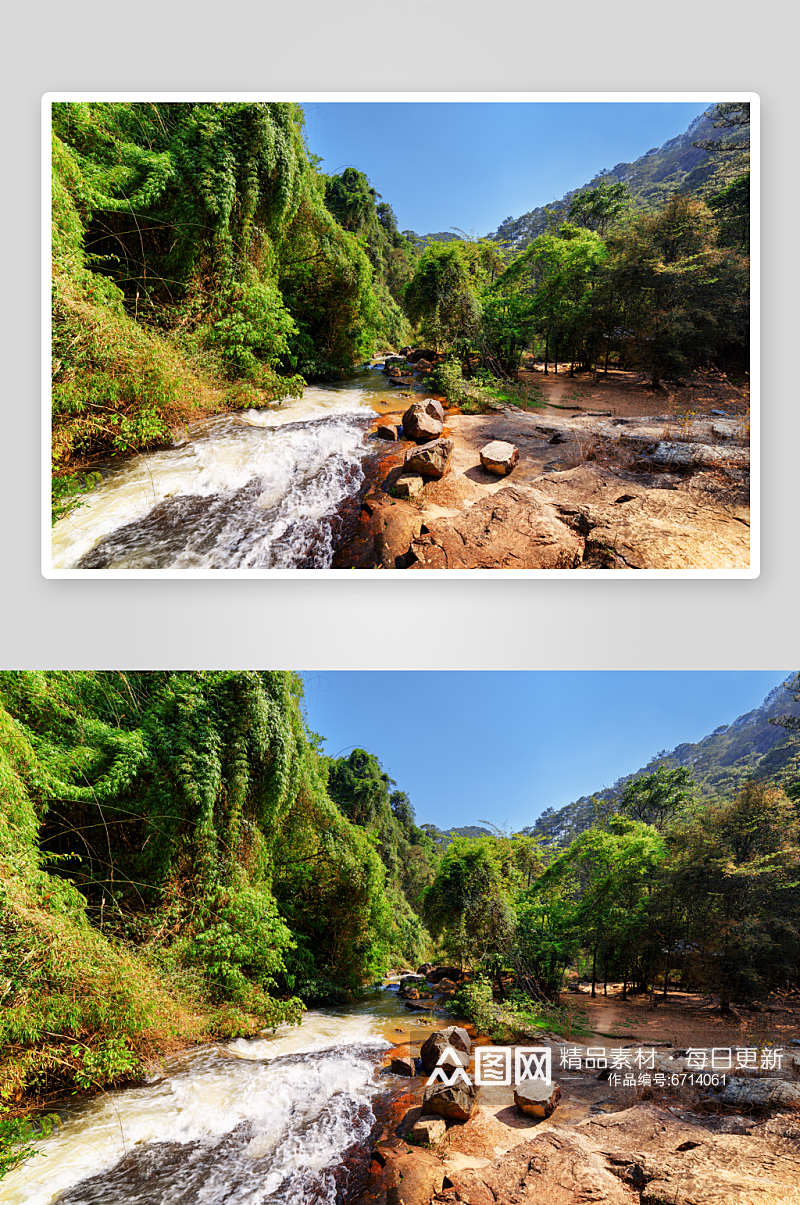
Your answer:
390,1056 -> 416,1077
479,440 -> 520,476
407,348 -> 436,363
423,1079 -> 481,1122
409,486 -> 583,570
513,1077 -> 562,1118
415,358 -> 434,372
399,973 -> 426,991
421,1027 -> 472,1073
411,1115 -> 447,1144
379,1145 -> 445,1205
405,988 -> 420,1000
404,438 -> 454,480
402,402 -> 443,443
426,966 -> 461,984
383,355 -> 405,369
417,963 -> 435,977
420,397 -> 445,422
393,474 -> 424,500
434,978 -> 458,993
375,424 -> 400,441
374,504 -> 424,570
405,999 -> 436,1011
651,440 -> 750,471
718,1077 -> 800,1110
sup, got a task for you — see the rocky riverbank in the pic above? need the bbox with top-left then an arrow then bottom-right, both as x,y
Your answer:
334,354 -> 751,570
366,1026 -> 800,1204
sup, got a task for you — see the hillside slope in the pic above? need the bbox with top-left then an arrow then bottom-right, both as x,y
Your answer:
490,108 -> 743,250
528,676 -> 800,847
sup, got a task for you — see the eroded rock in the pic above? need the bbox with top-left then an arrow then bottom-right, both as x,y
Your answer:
409,487 -> 583,569
404,438 -> 454,480
423,1079 -> 480,1122
393,473 -> 424,499
411,1115 -> 447,1143
403,401 -> 444,442
390,1055 -> 416,1076
513,1078 -> 562,1117
420,1027 -> 473,1073
480,440 -> 520,476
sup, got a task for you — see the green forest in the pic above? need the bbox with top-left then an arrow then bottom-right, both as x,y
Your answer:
51,101 -> 750,520
1,670 -> 797,1159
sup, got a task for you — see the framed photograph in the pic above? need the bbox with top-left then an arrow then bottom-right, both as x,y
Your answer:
43,93 -> 757,577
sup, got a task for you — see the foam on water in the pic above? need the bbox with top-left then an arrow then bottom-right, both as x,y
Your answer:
1,1011 -> 393,1205
51,387 -> 376,570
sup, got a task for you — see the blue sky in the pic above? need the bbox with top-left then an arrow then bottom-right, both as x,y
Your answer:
301,101 -> 712,236
300,672 -> 794,832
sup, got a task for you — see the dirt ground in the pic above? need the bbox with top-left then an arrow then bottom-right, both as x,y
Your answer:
568,984 -> 799,1051
517,362 -> 750,422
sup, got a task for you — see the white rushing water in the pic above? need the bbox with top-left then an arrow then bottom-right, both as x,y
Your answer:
0,1007 -> 407,1205
51,383 -> 383,571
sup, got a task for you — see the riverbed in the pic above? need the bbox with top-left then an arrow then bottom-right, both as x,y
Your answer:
51,370 -> 406,572
0,986 -> 436,1205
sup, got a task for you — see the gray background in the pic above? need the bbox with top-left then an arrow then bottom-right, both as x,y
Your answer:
4,1 -> 795,669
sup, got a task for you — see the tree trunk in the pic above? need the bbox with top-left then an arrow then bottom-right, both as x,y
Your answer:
591,940 -> 598,998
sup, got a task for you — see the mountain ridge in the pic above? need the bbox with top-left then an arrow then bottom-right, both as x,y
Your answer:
525,676 -> 799,848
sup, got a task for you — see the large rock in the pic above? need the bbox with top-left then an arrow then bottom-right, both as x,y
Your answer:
425,966 -> 461,984
513,1078 -> 562,1117
404,438 -> 454,480
718,1077 -> 800,1109
480,440 -> 520,476
402,402 -> 444,442
421,1026 -> 472,1073
445,1126 -> 631,1205
378,1144 -> 445,1205
399,972 -> 426,995
533,464 -> 750,570
652,440 -> 750,470
423,1079 -> 480,1122
407,348 -> 436,363
375,423 -> 401,441
370,502 -> 423,570
409,487 -> 583,569
445,1103 -> 800,1205
390,1055 -> 416,1077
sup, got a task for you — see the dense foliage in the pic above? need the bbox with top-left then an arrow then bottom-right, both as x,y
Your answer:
0,672 -> 434,1115
50,103 -> 408,518
402,103 -> 750,394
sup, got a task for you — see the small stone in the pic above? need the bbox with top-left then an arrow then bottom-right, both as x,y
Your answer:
411,1116 -> 447,1143
513,1078 -> 561,1118
393,474 -> 424,499
480,440 -> 520,476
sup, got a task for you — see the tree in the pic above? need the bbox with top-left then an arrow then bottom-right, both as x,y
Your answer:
424,837 -> 515,970
499,224 -> 606,375
404,239 -> 501,353
567,181 -> 631,237
668,781 -> 800,1009
603,195 -> 748,387
619,765 -> 697,831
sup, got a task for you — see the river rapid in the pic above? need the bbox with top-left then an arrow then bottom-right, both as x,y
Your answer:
51,370 -> 406,572
1,985 -> 434,1205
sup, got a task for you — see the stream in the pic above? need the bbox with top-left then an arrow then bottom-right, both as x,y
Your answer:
51,370 -> 406,571
0,984 -> 434,1205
